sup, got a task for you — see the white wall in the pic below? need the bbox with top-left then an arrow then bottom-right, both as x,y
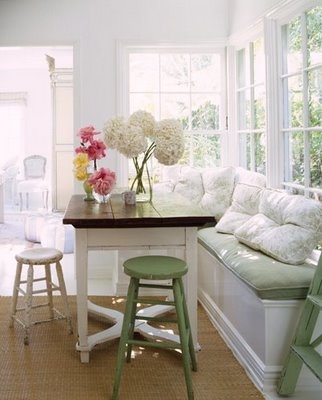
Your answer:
0,68 -> 51,170
0,0 -> 229,173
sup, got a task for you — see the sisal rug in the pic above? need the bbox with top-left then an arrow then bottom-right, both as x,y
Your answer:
0,296 -> 264,400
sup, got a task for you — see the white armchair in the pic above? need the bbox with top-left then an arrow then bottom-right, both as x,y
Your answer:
17,155 -> 49,211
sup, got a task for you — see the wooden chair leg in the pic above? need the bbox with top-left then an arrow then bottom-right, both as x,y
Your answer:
179,278 -> 197,371
55,261 -> 73,334
112,278 -> 138,400
10,262 -> 23,327
45,263 -> 54,320
24,265 -> 34,345
173,278 -> 194,400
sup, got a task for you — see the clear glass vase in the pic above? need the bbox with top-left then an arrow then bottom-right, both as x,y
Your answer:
93,191 -> 111,203
131,160 -> 153,203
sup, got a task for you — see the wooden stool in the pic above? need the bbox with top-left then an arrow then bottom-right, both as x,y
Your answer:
10,247 -> 73,345
112,255 -> 197,400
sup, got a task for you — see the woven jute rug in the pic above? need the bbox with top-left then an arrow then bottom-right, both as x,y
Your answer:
0,296 -> 264,400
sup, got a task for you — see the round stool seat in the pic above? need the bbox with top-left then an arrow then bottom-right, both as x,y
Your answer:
123,255 -> 187,280
15,247 -> 63,265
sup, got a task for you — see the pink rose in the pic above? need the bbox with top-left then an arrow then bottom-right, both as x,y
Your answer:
78,126 -> 99,144
86,140 -> 107,161
88,168 -> 116,195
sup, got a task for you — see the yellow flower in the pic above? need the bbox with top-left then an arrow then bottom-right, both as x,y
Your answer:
73,153 -> 90,181
73,152 -> 90,168
74,166 -> 88,181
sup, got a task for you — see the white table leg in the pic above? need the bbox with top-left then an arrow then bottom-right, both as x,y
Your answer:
185,227 -> 199,350
75,229 -> 91,362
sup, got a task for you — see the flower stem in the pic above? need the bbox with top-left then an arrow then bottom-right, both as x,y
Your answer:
130,142 -> 156,198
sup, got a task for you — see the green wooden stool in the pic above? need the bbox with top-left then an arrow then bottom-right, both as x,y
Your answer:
112,255 -> 197,400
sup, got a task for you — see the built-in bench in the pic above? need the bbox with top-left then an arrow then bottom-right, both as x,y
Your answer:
157,165 -> 322,394
198,229 -> 316,301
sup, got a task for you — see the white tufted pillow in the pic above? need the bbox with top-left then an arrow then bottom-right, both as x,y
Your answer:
216,183 -> 264,234
199,166 -> 235,221
173,166 -> 204,204
234,189 -> 322,264
235,167 -> 267,186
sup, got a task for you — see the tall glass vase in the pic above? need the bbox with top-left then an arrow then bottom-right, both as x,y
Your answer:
130,159 -> 153,202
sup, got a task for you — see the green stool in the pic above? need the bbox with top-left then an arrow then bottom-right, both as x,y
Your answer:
112,255 -> 197,400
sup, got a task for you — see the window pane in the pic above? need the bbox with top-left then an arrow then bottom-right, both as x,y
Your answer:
239,132 -> 266,173
238,133 -> 250,169
191,95 -> 220,129
129,54 -> 159,92
310,131 -> 322,188
182,132 -> 220,167
130,93 -> 159,117
160,93 -> 189,122
283,16 -> 302,74
127,49 -> 224,170
191,54 -> 221,92
307,5 -> 322,67
160,54 -> 189,92
308,68 -> 322,127
254,132 -> 266,174
253,38 -> 265,84
254,85 -> 265,129
238,89 -> 251,129
285,131 -> 305,185
284,75 -> 303,128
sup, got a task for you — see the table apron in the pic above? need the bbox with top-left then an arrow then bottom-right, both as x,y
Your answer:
86,227 -> 186,247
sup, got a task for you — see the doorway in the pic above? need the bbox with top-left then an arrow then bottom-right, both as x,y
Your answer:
0,46 -> 73,216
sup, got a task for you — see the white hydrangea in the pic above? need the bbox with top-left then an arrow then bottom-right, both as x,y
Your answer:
128,110 -> 156,138
104,114 -> 184,169
154,119 -> 185,165
103,116 -> 125,149
117,124 -> 148,158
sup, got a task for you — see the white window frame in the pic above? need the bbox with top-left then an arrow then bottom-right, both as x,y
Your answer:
270,0 -> 322,196
116,41 -> 227,187
229,0 -> 322,190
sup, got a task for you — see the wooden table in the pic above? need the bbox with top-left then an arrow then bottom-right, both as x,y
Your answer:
63,193 -> 214,362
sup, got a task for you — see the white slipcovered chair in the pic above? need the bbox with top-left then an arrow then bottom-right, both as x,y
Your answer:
17,155 -> 49,211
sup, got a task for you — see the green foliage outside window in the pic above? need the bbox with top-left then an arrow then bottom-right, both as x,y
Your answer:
284,5 -> 322,189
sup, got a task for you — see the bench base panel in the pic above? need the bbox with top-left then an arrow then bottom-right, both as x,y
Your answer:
198,243 -> 322,394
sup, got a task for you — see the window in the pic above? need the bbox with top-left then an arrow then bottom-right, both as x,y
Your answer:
123,46 -> 226,176
236,37 -> 266,174
281,5 -> 322,196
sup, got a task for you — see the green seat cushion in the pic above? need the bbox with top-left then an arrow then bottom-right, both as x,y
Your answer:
198,228 -> 315,300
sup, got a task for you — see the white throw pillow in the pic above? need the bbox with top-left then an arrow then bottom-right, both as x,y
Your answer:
173,166 -> 204,204
199,166 -> 235,220
235,167 -> 266,187
216,183 -> 264,234
234,189 -> 322,264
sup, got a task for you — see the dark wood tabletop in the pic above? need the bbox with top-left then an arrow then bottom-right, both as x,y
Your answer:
63,193 -> 215,229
